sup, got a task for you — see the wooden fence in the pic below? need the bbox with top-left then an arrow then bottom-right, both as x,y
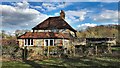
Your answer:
22,45 -> 112,60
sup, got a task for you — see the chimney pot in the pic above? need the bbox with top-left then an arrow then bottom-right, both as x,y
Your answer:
60,10 -> 65,19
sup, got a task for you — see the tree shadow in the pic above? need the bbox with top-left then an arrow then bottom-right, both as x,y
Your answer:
61,57 -> 109,67
88,57 -> 120,66
24,60 -> 66,68
23,56 -> 120,68
24,60 -> 42,68
61,56 -> 120,68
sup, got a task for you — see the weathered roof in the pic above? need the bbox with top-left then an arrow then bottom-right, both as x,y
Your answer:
32,16 -> 77,32
17,32 -> 70,39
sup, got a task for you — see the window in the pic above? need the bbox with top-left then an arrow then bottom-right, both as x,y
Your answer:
28,39 -> 30,45
24,39 -> 33,46
31,39 -> 33,45
45,40 -> 48,46
25,39 -> 27,45
44,39 -> 54,46
50,40 -> 53,46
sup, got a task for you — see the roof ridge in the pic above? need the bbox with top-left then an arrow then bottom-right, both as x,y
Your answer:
32,16 -> 77,32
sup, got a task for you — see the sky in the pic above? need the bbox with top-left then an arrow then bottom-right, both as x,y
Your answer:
0,1 -> 119,34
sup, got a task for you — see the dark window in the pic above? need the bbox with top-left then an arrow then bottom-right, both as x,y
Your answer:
31,39 -> 33,45
28,39 -> 30,45
44,39 -> 54,46
25,39 -> 27,45
45,40 -> 48,46
25,39 -> 33,45
50,40 -> 53,46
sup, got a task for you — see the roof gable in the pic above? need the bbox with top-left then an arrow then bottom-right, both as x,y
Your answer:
32,16 -> 77,32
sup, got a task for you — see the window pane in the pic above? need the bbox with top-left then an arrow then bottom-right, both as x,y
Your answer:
50,40 -> 53,46
28,39 -> 30,45
45,40 -> 48,46
25,39 -> 27,45
31,39 -> 33,45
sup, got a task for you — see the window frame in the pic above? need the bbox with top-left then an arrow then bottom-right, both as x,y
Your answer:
44,39 -> 54,46
24,39 -> 34,46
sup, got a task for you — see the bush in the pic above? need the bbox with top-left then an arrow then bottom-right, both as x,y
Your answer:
2,45 -> 22,61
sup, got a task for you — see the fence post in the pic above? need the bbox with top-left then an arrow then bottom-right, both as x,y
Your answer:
73,46 -> 75,56
22,46 -> 28,61
95,45 -> 98,56
108,44 -> 112,54
47,46 -> 50,58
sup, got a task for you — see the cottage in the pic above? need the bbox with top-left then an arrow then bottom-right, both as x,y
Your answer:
17,10 -> 77,49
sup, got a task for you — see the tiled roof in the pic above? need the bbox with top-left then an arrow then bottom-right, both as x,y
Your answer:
32,16 -> 77,32
17,32 -> 71,39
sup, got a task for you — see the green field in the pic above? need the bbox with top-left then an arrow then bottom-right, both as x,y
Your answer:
112,47 -> 120,51
2,56 -> 120,68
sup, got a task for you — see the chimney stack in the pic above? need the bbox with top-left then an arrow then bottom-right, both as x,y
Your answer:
60,10 -> 65,19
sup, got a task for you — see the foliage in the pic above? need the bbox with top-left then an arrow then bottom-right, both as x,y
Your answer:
76,25 -> 120,44
15,29 -> 31,37
1,39 -> 17,46
2,45 -> 22,61
77,25 -> 118,38
0,30 -> 14,39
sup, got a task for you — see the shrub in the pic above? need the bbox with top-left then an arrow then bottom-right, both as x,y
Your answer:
2,45 -> 22,61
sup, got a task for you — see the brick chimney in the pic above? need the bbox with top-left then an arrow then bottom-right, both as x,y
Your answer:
60,10 -> 65,19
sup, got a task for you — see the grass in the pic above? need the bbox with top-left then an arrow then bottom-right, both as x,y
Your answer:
2,47 -> 120,68
111,47 -> 120,51
2,56 -> 120,68
1,61 -> 31,68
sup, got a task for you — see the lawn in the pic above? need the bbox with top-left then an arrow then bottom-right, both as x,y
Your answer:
2,56 -> 120,68
112,47 -> 120,51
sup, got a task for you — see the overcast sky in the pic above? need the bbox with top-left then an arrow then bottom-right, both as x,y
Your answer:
0,1 -> 118,34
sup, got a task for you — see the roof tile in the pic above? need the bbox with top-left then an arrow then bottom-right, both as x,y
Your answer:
18,32 -> 70,39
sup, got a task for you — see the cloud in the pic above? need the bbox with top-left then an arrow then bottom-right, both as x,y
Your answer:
0,2 -> 72,33
31,5 -> 42,9
118,11 -> 120,20
30,5 -> 45,11
25,0 -> 120,2
65,10 -> 90,22
46,10 -> 86,25
91,10 -> 118,23
1,0 -> 119,2
100,23 -> 118,25
41,2 -> 71,11
0,1 -> 49,30
16,1 -> 29,9
77,23 -> 97,30
87,0 -> 119,2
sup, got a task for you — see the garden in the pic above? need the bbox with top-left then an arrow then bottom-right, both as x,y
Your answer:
1,44 -> 120,68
